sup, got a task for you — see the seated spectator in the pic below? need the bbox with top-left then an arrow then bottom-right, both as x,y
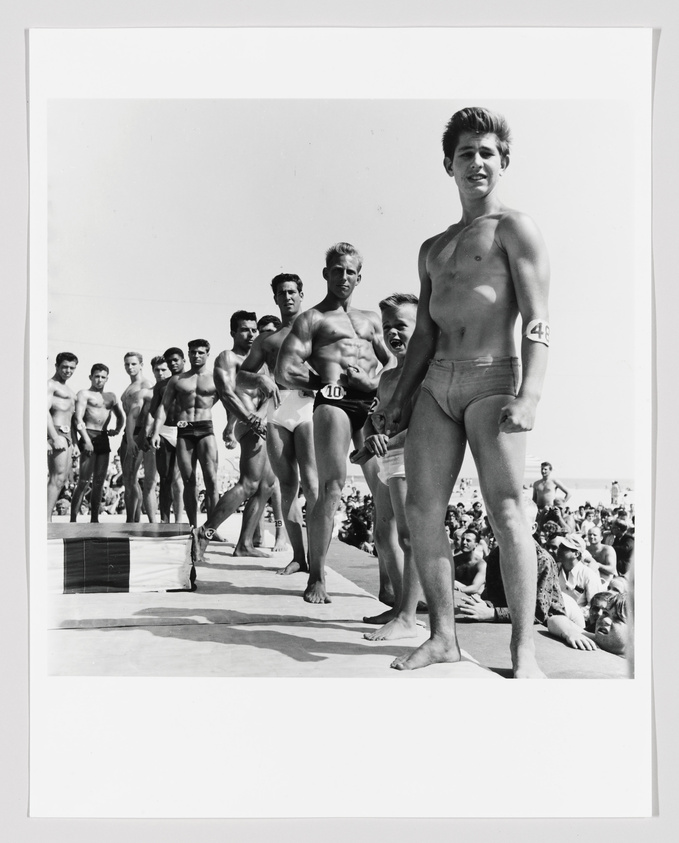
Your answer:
592,591 -> 631,656
585,526 -> 617,587
452,529 -> 486,595
556,533 -> 603,610
585,590 -> 613,633
608,575 -> 630,595
603,516 -> 635,576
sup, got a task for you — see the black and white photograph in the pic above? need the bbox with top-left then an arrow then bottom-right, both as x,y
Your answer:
29,26 -> 652,819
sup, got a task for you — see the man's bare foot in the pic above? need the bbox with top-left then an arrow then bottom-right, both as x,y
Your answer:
363,608 -> 397,625
364,616 -> 424,641
511,642 -> 547,679
273,538 -> 291,553
303,580 -> 331,604
276,559 -> 309,575
390,636 -> 461,671
233,544 -> 271,558
191,525 -> 211,564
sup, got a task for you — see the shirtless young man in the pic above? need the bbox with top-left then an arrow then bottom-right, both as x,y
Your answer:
190,313 -> 275,560
237,274 -> 320,575
151,340 -> 219,528
275,242 -> 391,603
373,108 -> 550,676
142,351 -> 185,523
47,352 -> 79,520
119,352 -> 157,523
70,364 -> 124,522
585,526 -> 618,587
532,462 -> 571,510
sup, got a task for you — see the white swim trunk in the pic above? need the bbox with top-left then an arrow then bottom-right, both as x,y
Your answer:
159,424 -> 178,448
377,446 -> 406,484
267,389 -> 314,433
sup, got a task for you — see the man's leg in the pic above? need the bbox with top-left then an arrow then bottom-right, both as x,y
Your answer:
269,479 -> 290,552
196,434 -> 220,517
464,396 -> 544,679
365,477 -> 423,641
122,446 -> 144,523
175,438 -> 199,527
47,446 -> 72,521
363,479 -> 403,624
89,453 -> 110,523
234,461 -> 276,556
191,431 -> 267,562
70,453 -> 94,522
141,448 -> 158,523
305,405 -> 353,604
267,424 -> 307,573
155,440 -> 173,523
171,460 -> 185,522
392,391 -> 466,670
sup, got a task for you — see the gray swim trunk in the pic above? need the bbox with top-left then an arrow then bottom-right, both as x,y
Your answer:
421,356 -> 520,425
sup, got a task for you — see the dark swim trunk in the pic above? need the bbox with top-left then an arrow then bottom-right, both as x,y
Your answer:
421,356 -> 520,425
176,419 -> 215,444
85,428 -> 111,455
313,384 -> 377,434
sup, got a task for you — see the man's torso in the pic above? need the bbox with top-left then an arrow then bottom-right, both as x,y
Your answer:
174,370 -> 218,422
308,306 -> 380,387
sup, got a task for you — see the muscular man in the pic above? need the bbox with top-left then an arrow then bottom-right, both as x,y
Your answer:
47,351 -> 79,520
452,529 -> 487,595
119,352 -> 156,522
142,350 -> 185,523
70,364 -> 124,522
151,340 -> 220,528
275,242 -> 391,603
532,461 -> 570,510
237,274 -> 319,575
190,314 -> 275,560
374,107 -> 550,676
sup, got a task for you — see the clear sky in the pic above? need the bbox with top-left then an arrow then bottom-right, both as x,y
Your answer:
47,96 -> 636,481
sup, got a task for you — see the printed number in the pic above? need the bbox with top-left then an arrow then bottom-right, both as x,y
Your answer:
530,322 -> 550,343
321,384 -> 346,400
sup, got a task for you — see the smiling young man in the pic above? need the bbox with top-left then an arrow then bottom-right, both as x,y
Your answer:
373,107 -> 550,677
275,243 -> 391,603
47,352 -> 79,520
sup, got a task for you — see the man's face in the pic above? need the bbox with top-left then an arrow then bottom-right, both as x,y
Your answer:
594,610 -> 629,656
587,527 -> 602,546
323,254 -> 361,300
166,353 -> 185,375
541,465 -> 551,479
557,544 -> 580,570
258,321 -> 278,334
460,532 -> 477,553
588,595 -> 610,629
152,362 -> 170,382
90,370 -> 109,391
231,320 -> 258,353
56,359 -> 77,381
381,304 -> 417,359
273,281 -> 303,318
447,132 -> 507,198
188,345 -> 209,368
124,356 -> 141,378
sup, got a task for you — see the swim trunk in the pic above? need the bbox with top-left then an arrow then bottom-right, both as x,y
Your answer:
377,446 -> 406,484
313,384 -> 377,434
176,419 -> 214,444
159,423 -> 178,450
421,356 -> 520,425
50,424 -> 72,450
267,389 -> 314,433
85,428 -> 111,455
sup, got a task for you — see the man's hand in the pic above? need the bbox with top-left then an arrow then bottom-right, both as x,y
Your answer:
342,365 -> 373,392
349,447 -> 371,466
364,433 -> 389,458
50,434 -> 68,452
456,593 -> 494,621
563,630 -> 598,651
150,433 -> 161,451
247,414 -> 267,440
498,395 -> 538,433
82,438 -> 94,455
371,401 -> 402,438
259,375 -> 281,408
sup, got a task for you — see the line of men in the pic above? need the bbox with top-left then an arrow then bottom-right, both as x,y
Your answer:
49,106 -> 557,676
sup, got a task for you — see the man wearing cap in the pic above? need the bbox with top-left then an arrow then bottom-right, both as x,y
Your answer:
556,533 -> 603,610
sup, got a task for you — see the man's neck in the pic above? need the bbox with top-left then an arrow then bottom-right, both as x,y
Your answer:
459,191 -> 504,226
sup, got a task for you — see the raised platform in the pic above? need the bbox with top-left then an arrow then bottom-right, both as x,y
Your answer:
49,522 -> 193,539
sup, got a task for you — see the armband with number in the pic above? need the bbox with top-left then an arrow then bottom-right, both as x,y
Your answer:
524,319 -> 551,347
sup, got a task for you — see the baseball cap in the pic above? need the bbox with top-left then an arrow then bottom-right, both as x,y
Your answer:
557,533 -> 586,554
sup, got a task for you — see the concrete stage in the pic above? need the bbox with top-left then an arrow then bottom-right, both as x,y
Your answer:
46,517 -> 630,679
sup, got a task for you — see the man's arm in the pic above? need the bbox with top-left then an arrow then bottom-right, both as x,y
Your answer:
150,376 -> 176,447
109,397 -> 125,437
275,312 -> 323,392
214,350 -> 266,440
546,615 -> 598,650
74,392 -> 93,453
497,212 -> 550,433
454,559 -> 487,595
555,479 -> 571,502
236,335 -> 280,406
47,383 -> 66,448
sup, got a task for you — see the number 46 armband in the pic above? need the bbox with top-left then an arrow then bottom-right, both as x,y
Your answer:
524,319 -> 550,347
